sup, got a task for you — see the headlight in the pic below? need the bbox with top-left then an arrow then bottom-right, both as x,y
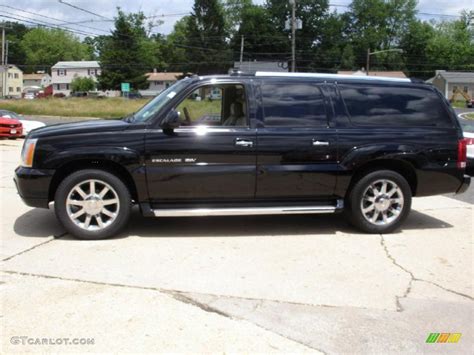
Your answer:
21,138 -> 38,168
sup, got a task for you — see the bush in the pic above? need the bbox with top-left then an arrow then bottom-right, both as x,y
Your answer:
71,76 -> 96,93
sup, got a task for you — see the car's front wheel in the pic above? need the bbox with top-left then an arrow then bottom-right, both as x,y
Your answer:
55,169 -> 131,240
346,170 -> 412,233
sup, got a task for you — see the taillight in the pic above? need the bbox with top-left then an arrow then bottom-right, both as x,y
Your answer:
457,138 -> 467,169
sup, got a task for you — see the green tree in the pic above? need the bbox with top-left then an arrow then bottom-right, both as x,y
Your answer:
4,22 -> 29,69
20,28 -> 89,71
158,17 -> 191,72
340,44 -> 356,70
98,9 -> 156,90
231,4 -> 288,62
265,0 -> 331,71
70,76 -> 96,92
184,0 -> 230,74
400,20 -> 435,79
348,0 -> 417,69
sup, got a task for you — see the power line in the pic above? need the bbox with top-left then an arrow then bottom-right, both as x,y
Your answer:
58,0 -> 111,20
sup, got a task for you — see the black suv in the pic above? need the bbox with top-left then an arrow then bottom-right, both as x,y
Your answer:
14,72 -> 470,239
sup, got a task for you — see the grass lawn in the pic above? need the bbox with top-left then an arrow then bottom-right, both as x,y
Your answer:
451,100 -> 469,109
0,97 -> 151,118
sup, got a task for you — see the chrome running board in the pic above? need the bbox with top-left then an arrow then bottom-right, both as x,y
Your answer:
152,200 -> 343,217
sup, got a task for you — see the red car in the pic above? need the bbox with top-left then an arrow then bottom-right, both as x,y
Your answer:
0,116 -> 23,139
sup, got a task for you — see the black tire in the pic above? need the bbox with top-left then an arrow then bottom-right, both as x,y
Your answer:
345,170 -> 412,234
54,169 -> 131,240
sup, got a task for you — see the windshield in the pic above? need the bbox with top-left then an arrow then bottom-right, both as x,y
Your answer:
131,78 -> 190,123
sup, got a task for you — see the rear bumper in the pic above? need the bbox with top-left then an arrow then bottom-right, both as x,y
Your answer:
14,166 -> 55,208
456,174 -> 471,194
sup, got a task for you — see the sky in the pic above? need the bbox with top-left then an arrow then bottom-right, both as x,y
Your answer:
0,0 -> 469,37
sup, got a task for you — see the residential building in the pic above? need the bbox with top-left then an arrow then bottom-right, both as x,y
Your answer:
0,65 -> 23,98
23,72 -> 52,89
233,61 -> 289,73
427,70 -> 474,100
143,71 -> 182,96
337,70 -> 408,79
51,61 -> 101,96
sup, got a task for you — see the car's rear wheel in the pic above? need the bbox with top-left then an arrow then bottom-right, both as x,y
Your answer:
55,169 -> 131,240
346,170 -> 412,233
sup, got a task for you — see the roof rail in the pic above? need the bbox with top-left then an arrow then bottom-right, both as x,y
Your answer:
255,71 -> 411,83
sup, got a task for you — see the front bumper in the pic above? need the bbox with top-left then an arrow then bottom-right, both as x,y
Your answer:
14,166 -> 55,208
456,174 -> 471,194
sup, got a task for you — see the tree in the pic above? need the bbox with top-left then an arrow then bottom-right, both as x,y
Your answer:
4,22 -> 29,69
184,0 -> 230,74
265,0 -> 331,71
70,76 -> 96,92
400,20 -> 435,79
347,0 -> 417,69
159,17 -> 191,72
98,9 -> 156,90
340,44 -> 356,70
20,28 -> 89,72
231,4 -> 288,62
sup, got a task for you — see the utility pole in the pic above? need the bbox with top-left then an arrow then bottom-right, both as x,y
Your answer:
290,0 -> 296,72
1,24 -> 5,98
239,35 -> 244,66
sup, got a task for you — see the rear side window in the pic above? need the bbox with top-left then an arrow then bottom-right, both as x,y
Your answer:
262,82 -> 327,127
339,84 -> 452,127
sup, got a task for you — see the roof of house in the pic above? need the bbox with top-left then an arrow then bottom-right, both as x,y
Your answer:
337,70 -> 407,78
431,71 -> 474,84
146,72 -> 182,81
234,61 -> 288,73
23,73 -> 50,80
52,61 -> 100,69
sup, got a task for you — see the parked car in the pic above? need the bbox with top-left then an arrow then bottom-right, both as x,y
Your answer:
467,99 -> 474,108
463,131 -> 474,176
14,72 -> 470,240
24,92 -> 36,100
0,110 -> 45,136
0,116 -> 22,139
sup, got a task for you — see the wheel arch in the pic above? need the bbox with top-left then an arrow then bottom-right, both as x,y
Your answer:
48,159 -> 139,203
348,159 -> 418,197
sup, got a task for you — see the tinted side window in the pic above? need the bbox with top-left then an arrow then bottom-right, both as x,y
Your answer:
262,82 -> 327,127
339,84 -> 452,127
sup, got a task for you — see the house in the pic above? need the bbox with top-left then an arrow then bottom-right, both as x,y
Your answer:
427,70 -> 474,100
143,71 -> 182,96
234,61 -> 288,73
337,70 -> 408,78
23,72 -> 52,89
51,61 -> 101,96
0,65 -> 23,98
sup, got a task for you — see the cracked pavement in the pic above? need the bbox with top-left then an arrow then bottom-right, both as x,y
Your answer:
1,139 -> 473,353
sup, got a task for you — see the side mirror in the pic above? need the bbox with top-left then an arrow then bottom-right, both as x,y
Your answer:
161,109 -> 180,130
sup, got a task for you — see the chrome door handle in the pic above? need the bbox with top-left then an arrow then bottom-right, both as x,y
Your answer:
312,140 -> 329,146
235,139 -> 253,147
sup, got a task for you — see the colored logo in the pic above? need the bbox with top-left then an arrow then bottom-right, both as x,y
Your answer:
426,333 -> 462,343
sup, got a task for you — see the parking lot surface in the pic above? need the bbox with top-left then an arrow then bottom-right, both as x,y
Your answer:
1,139 -> 472,353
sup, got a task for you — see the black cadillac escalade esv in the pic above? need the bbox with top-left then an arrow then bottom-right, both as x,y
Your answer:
14,72 -> 470,239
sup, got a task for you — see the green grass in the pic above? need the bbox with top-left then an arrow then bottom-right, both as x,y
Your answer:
463,113 -> 474,120
176,98 -> 221,122
0,97 -> 151,118
451,100 -> 469,109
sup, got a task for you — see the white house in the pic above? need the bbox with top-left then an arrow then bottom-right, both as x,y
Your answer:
427,70 -> 474,100
51,61 -> 101,96
23,72 -> 52,95
143,71 -> 182,96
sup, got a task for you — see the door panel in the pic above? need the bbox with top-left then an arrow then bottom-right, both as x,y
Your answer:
145,128 -> 257,203
256,81 -> 338,199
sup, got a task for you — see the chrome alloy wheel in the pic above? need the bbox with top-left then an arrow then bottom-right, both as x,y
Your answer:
360,179 -> 404,226
66,179 -> 120,231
